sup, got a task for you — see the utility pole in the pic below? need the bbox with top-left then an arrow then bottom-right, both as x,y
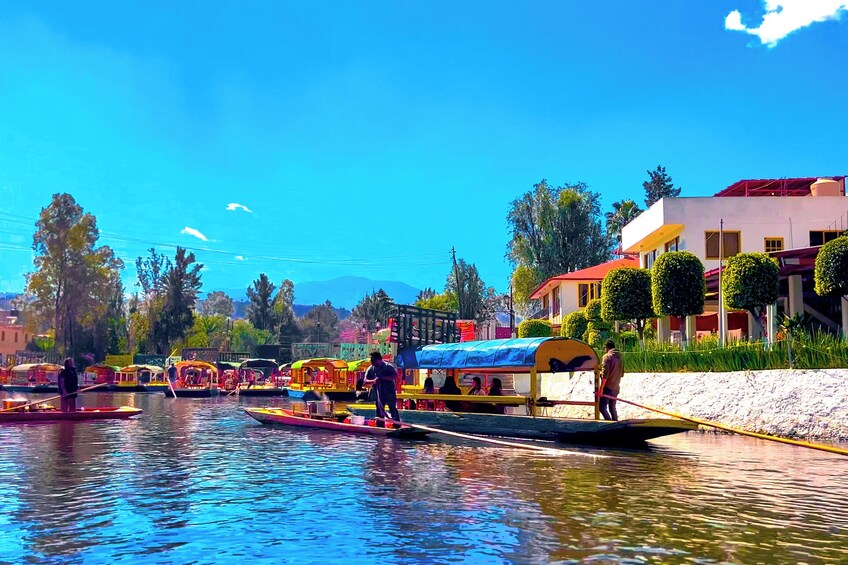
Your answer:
509,280 -> 515,338
718,218 -> 726,347
451,246 -> 463,318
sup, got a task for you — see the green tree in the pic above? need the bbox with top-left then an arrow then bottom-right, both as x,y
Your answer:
230,319 -> 274,355
651,251 -> 705,345
416,287 -> 437,302
814,236 -> 848,297
518,319 -> 552,338
643,165 -> 681,208
351,289 -> 395,332
273,279 -> 299,350
301,300 -> 340,342
511,265 -> 542,318
201,291 -> 235,318
605,199 -> 643,244
507,180 -> 612,281
722,252 -> 779,338
447,258 -> 497,323
246,274 -> 277,331
601,267 -> 654,343
153,247 -> 203,353
25,193 -> 123,356
415,292 -> 459,312
561,310 -> 588,339
186,314 -> 228,348
135,247 -> 171,297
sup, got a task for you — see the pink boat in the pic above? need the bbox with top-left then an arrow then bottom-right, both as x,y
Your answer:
243,407 -> 429,439
0,406 -> 143,423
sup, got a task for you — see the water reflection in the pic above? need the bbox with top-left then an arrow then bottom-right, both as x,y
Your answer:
0,391 -> 846,564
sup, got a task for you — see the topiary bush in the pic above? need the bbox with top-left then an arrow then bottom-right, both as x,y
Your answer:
651,251 -> 706,344
584,299 -> 602,322
722,252 -> 779,337
561,310 -> 588,338
815,236 -> 848,297
601,267 -> 654,342
518,319 -> 553,338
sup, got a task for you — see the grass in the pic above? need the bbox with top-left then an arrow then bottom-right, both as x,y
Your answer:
612,331 -> 848,373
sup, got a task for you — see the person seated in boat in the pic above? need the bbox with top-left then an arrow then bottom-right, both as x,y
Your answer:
415,376 -> 437,410
479,377 -> 505,414
467,376 -> 486,396
303,367 -> 314,386
438,375 -> 463,411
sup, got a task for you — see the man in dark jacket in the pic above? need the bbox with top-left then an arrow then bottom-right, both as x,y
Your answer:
58,357 -> 79,413
362,351 -> 401,428
599,340 -> 624,421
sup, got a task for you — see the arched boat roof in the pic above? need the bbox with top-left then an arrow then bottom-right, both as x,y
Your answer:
119,364 -> 164,372
290,358 -> 349,370
239,358 -> 279,369
347,359 -> 371,371
396,337 -> 598,373
11,363 -> 62,371
175,360 -> 218,372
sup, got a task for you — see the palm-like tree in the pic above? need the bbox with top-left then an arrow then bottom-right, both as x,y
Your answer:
606,199 -> 643,244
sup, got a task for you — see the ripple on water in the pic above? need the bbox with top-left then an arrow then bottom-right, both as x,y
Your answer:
0,393 -> 846,564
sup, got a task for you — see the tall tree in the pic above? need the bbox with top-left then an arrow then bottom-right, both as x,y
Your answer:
507,180 -> 612,281
351,289 -> 395,332
605,199 -> 643,244
246,274 -> 277,331
416,287 -> 437,302
153,247 -> 203,353
274,279 -> 299,348
136,247 -> 172,297
301,300 -> 340,342
511,265 -> 542,318
25,193 -> 123,356
186,314 -> 228,348
201,291 -> 235,318
445,258 -> 501,324
643,165 -> 681,208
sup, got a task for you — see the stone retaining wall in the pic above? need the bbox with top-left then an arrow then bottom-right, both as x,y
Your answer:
539,369 -> 848,440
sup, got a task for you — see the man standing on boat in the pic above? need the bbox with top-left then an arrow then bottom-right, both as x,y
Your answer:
363,351 -> 401,428
167,363 -> 177,386
58,357 -> 79,413
599,340 -> 623,421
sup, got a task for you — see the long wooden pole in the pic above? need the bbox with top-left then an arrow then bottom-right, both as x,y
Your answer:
0,382 -> 108,413
608,395 -> 848,457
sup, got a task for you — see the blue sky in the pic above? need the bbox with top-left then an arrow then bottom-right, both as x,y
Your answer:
1,1 -> 847,298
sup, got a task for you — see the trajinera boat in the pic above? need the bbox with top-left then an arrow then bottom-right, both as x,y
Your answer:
114,365 -> 165,392
2,363 -> 62,393
234,359 -> 287,397
285,358 -> 357,401
346,337 -> 697,446
165,361 -> 220,397
243,405 -> 429,439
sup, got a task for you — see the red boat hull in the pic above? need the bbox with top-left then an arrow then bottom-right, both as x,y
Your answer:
243,407 -> 428,439
0,406 -> 142,423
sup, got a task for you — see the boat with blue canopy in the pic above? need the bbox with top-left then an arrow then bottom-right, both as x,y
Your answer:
348,337 -> 697,446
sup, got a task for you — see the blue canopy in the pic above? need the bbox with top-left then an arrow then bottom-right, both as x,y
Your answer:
396,337 -> 598,373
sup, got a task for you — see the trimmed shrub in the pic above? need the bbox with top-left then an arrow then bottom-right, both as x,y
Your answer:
584,299 -> 602,322
722,252 -> 779,337
651,251 -> 706,343
518,319 -> 552,338
561,310 -> 588,339
601,267 -> 654,341
815,236 -> 848,297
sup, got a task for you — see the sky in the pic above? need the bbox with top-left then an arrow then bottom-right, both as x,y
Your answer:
1,0 -> 847,298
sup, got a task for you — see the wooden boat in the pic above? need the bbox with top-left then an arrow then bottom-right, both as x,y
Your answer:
284,358 -> 356,401
243,406 -> 430,439
234,359 -> 287,397
348,337 -> 698,447
0,406 -> 142,423
82,363 -> 120,389
165,361 -> 220,397
114,364 -> 165,392
3,363 -> 62,393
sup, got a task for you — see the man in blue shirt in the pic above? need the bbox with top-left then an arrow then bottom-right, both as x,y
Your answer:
362,351 -> 401,428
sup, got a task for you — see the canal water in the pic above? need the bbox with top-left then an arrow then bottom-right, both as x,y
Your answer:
0,392 -> 845,564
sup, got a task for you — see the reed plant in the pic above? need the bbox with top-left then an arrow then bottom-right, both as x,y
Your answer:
610,330 -> 848,373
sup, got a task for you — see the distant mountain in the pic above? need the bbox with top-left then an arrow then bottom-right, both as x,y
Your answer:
211,276 -> 421,310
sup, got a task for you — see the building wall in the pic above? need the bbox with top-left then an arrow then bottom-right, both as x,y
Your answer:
0,324 -> 29,363
622,196 -> 848,270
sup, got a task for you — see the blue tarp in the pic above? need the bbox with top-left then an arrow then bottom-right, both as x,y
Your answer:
396,337 -> 592,371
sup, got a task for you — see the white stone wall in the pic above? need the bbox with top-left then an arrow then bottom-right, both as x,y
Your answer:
540,369 -> 848,440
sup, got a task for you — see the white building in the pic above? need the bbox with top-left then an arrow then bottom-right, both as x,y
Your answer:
621,177 -> 848,339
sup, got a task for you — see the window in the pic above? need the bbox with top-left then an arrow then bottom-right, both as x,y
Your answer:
542,293 -> 550,312
664,237 -> 680,253
764,237 -> 784,253
809,230 -> 843,247
578,282 -> 601,308
705,231 -> 740,259
552,286 -> 561,316
645,249 -> 658,269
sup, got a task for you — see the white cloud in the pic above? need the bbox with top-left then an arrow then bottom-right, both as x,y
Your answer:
180,227 -> 208,241
725,1 -> 848,46
235,255 -> 245,261
226,202 -> 253,213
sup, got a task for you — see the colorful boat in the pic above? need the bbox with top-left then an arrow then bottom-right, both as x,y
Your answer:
165,361 -> 220,398
115,365 -> 165,392
0,406 -> 142,423
82,363 -> 121,389
285,358 -> 356,401
243,406 -> 429,438
347,337 -> 698,446
2,363 -> 62,393
234,359 -> 287,397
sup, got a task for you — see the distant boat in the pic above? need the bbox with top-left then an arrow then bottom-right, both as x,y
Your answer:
234,359 -> 288,397
0,405 -> 142,423
165,361 -> 220,398
2,363 -> 62,394
284,358 -> 357,401
115,364 -> 166,392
